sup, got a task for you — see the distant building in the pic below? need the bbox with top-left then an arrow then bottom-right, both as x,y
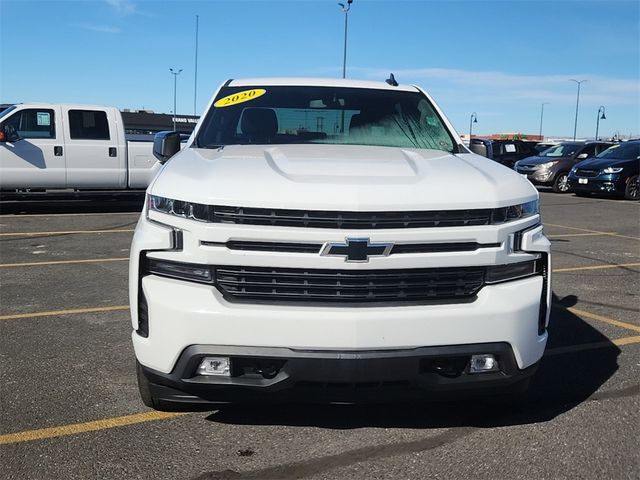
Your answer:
120,110 -> 199,135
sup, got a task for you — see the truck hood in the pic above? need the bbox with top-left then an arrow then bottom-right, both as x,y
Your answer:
151,144 -> 537,210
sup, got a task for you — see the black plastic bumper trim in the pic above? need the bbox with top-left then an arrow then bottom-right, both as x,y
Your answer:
139,343 -> 539,404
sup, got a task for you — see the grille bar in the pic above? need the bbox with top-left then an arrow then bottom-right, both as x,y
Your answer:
212,206 -> 492,229
214,266 -> 485,303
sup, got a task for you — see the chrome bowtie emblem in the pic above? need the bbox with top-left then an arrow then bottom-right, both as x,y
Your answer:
320,238 -> 394,263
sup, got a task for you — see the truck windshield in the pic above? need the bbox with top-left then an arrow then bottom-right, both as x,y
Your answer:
196,86 -> 456,152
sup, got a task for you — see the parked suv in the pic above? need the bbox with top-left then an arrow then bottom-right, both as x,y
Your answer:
469,139 -> 540,168
130,78 -> 551,410
568,141 -> 640,200
515,141 -> 612,193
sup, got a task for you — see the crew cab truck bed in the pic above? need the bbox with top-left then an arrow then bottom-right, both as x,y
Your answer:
130,78 -> 551,408
0,103 -> 160,191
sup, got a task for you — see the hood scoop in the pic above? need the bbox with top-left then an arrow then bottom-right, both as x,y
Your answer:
263,146 -> 429,184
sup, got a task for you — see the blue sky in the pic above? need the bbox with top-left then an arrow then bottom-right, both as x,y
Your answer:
1,0 -> 638,139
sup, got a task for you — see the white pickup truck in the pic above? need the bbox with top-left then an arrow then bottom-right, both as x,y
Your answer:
0,103 -> 161,192
131,77 -> 551,410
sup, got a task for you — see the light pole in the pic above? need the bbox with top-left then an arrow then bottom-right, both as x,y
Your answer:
170,68 -> 183,131
469,112 -> 478,142
569,79 -> 587,140
338,0 -> 353,79
539,102 -> 550,139
595,106 -> 606,140
194,15 -> 199,116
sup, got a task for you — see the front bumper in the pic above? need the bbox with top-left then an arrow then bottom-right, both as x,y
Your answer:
567,174 -> 626,194
129,211 -> 551,384
140,343 -> 539,404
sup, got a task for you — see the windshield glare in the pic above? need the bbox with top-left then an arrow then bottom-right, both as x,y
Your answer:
539,143 -> 580,157
196,86 -> 456,152
596,143 -> 640,160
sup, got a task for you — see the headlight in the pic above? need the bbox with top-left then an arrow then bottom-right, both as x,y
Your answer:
148,195 -> 211,222
491,200 -> 539,224
540,161 -> 557,168
603,167 -> 623,174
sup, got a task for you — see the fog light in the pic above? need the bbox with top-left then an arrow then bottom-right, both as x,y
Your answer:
469,354 -> 499,373
197,357 -> 231,376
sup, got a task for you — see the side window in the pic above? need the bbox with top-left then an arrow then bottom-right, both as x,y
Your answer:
68,110 -> 110,140
596,144 -> 610,155
3,109 -> 55,139
579,145 -> 597,157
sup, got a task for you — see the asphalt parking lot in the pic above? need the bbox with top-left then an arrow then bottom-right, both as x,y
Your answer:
0,191 -> 638,480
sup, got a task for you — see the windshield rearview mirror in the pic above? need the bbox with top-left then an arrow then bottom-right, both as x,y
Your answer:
153,131 -> 181,164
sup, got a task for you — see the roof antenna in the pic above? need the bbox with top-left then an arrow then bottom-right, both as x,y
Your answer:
385,73 -> 398,86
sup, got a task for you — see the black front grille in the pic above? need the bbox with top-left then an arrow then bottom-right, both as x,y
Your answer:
212,206 -> 492,229
214,266 -> 485,303
575,169 -> 599,178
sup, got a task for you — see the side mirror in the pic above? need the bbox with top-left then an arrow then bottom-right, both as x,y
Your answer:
469,140 -> 488,158
0,124 -> 22,143
576,153 -> 589,159
153,131 -> 181,164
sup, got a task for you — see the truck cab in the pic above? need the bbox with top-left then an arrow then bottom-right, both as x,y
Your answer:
0,103 -> 159,191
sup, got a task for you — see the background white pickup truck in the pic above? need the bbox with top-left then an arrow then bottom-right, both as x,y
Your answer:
0,103 -> 163,191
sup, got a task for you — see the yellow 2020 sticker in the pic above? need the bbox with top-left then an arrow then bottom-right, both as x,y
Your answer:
214,89 -> 266,108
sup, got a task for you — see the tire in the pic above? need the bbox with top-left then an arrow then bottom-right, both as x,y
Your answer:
624,175 -> 640,200
552,172 -> 570,193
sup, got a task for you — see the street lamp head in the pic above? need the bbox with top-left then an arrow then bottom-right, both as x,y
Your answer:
598,106 -> 606,120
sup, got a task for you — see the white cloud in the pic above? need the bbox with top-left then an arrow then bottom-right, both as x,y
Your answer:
74,23 -> 121,34
105,0 -> 136,16
347,67 -> 640,107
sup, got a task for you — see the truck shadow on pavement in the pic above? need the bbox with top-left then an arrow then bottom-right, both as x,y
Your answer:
0,193 -> 145,214
205,293 -> 626,430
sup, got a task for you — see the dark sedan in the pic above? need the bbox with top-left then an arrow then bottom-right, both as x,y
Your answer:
514,141 -> 612,193
567,141 -> 640,200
